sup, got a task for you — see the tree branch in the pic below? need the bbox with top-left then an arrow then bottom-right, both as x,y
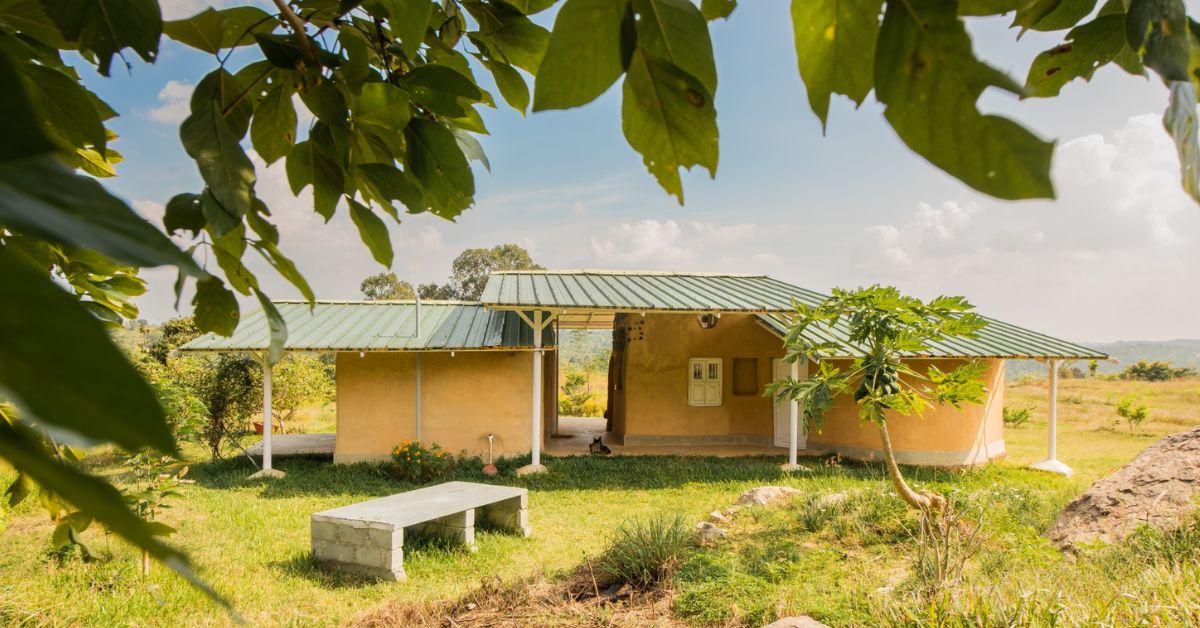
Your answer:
271,0 -> 318,62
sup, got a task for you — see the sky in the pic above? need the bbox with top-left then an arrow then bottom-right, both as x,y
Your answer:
83,0 -> 1200,343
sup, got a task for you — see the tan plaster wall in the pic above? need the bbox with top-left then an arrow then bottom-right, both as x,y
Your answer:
334,350 -> 550,463
617,313 -> 782,443
806,358 -> 1007,465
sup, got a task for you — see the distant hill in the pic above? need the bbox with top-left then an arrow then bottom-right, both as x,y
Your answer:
1006,339 -> 1200,381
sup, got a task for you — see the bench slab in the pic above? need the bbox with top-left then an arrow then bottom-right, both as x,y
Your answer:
311,481 -> 530,580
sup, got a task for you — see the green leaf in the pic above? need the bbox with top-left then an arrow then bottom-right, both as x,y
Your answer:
253,32 -> 342,70
252,239 -> 315,303
463,0 -> 550,74
19,62 -> 107,152
0,247 -> 176,453
355,164 -> 424,218
1164,80 -> 1200,203
0,41 -> 60,160
192,275 -> 239,336
398,64 -> 483,118
701,0 -> 737,20
4,471 -> 35,507
39,0 -> 162,75
791,0 -> 884,129
211,223 -> 258,295
286,140 -> 344,220
621,49 -> 718,204
495,0 -> 557,15
633,0 -> 716,95
377,0 -> 431,59
164,193 -> 205,236
348,198 -> 393,266
192,66 -> 256,139
454,127 -> 490,171
533,0 -> 632,111
217,6 -> 276,49
251,81 -> 298,165
1127,0 -> 1191,81
354,82 -> 411,130
484,60 -> 530,114
1025,11 -> 1130,98
874,0 -> 1054,200
254,289 -> 287,365
1016,0 -> 1098,32
405,118 -> 474,218
0,155 -> 202,273
180,91 -> 257,227
0,0 -> 75,48
299,78 -> 348,127
162,7 -> 223,53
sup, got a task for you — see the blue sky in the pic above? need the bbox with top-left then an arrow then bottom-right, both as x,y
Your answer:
87,0 -> 1200,342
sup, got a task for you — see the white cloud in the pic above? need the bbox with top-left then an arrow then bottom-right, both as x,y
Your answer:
590,219 -> 693,266
850,112 -> 1200,341
149,80 -> 193,124
159,0 -> 226,20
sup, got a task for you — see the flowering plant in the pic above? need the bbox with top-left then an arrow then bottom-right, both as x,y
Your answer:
390,441 -> 454,483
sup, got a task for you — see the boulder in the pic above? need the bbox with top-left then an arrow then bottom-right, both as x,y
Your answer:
762,616 -> 829,628
1046,426 -> 1200,550
694,521 -> 727,543
735,486 -> 803,507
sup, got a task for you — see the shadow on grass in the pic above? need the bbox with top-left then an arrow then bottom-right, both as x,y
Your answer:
183,451 -> 1023,501
271,533 -> 482,590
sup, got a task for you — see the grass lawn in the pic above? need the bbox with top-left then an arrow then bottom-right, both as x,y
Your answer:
1,377 -> 1198,626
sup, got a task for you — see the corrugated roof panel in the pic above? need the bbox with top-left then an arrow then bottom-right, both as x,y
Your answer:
753,312 -> 1106,360
181,301 -> 552,353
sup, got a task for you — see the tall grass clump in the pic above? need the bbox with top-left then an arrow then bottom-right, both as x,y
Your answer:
595,513 -> 692,587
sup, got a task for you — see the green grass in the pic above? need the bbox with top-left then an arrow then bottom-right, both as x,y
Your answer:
1,377 -> 1198,626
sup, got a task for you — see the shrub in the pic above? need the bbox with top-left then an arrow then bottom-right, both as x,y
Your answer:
1122,360 -> 1196,382
596,513 -> 692,587
558,371 -> 596,417
390,441 -> 455,483
1115,395 -> 1149,434
1002,405 -> 1033,428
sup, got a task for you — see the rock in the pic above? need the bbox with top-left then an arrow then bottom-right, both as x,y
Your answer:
613,583 -> 632,600
762,616 -> 829,628
1046,426 -> 1200,551
735,486 -> 803,507
709,510 -> 729,523
694,521 -> 727,542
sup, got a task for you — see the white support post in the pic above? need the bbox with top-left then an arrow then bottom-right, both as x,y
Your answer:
518,310 -> 548,475
781,360 -> 802,472
250,353 -> 284,479
415,295 -> 422,441
1030,359 -> 1073,477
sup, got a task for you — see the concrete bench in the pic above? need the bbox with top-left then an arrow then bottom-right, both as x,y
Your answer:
310,481 -> 530,580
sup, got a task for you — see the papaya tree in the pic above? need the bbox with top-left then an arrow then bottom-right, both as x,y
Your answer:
766,286 -> 989,512
1,0 -> 1199,602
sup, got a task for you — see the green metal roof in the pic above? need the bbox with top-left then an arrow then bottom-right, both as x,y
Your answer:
480,270 -> 827,312
479,270 -> 1106,361
754,313 -> 1107,360
180,301 -> 554,353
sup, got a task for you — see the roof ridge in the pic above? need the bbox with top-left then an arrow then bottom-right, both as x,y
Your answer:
270,299 -> 482,305
489,269 -> 766,277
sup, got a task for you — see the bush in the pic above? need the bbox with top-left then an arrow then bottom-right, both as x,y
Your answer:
596,513 -> 693,587
389,441 -> 455,483
1002,405 -> 1033,428
1115,395 -> 1149,434
1122,360 -> 1196,382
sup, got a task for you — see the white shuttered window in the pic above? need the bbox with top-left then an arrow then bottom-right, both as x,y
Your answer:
688,358 -> 722,406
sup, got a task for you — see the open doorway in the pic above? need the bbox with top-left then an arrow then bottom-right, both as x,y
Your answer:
552,321 -> 614,445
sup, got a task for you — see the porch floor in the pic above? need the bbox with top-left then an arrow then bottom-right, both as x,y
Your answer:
546,417 -> 817,457
246,433 -> 335,457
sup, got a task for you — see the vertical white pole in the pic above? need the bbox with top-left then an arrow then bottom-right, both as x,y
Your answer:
415,296 -> 422,441
788,360 -> 799,466
531,311 -> 543,467
1047,359 -> 1058,461
262,353 -> 273,472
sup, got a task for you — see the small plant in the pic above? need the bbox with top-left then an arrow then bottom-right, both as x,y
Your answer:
912,498 -> 986,592
596,513 -> 692,588
1115,395 -> 1149,434
390,441 -> 455,483
123,453 -> 193,576
1002,405 -> 1033,428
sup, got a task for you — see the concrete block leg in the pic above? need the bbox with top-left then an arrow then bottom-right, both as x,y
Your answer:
478,494 -> 531,537
407,509 -> 477,550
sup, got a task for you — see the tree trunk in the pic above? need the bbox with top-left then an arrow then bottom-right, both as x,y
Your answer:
877,420 -> 945,513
